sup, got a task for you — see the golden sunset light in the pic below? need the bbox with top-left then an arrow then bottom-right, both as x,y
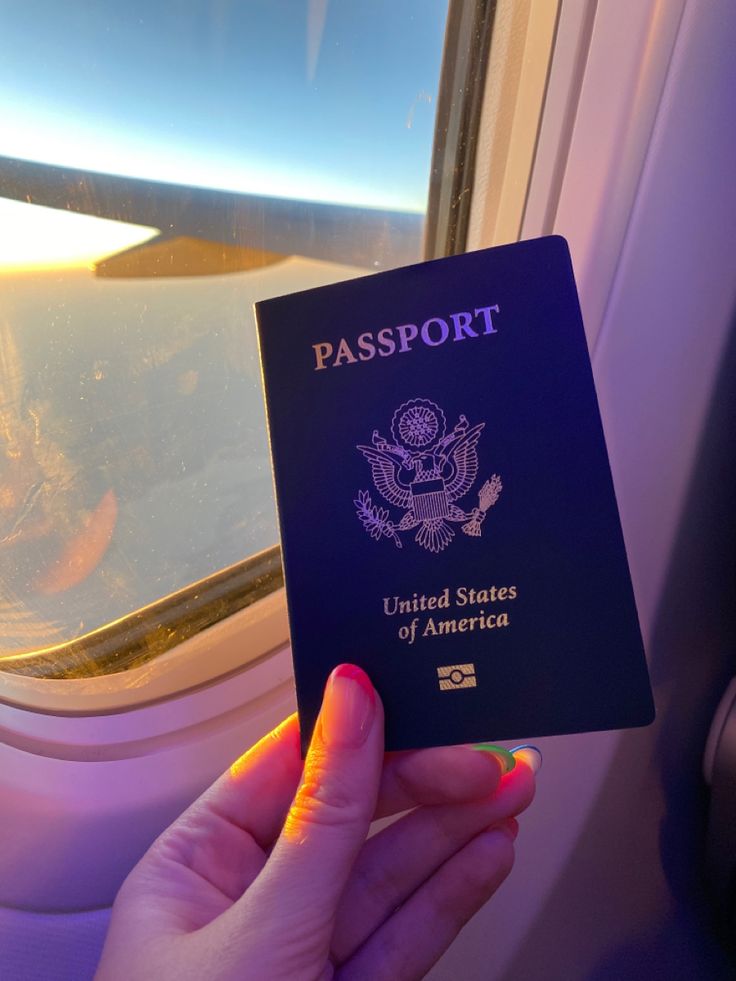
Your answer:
0,198 -> 157,274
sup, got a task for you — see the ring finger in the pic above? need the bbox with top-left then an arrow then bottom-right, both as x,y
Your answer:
330,760 -> 535,963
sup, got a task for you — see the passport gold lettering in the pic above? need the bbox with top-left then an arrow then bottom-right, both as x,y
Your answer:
334,337 -> 358,366
450,311 -> 475,339
456,585 -> 517,604
312,305 -> 500,370
387,585 -> 518,645
422,317 -> 449,346
385,585 -> 517,614
357,332 -> 376,360
377,327 -> 396,356
383,589 -> 451,615
423,612 -> 510,637
397,323 -> 418,352
312,342 -> 333,370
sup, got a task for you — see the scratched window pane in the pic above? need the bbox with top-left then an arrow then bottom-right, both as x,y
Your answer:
0,2 -> 448,665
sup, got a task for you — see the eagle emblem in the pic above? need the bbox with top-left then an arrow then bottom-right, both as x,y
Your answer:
354,398 -> 502,552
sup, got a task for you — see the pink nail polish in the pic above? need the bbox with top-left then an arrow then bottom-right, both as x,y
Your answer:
320,664 -> 376,748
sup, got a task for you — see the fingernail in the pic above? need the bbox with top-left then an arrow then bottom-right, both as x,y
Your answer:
510,744 -> 543,774
320,664 -> 376,748
471,743 -> 516,774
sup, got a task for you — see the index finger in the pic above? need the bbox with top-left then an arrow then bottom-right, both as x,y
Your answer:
199,720 -> 509,848
200,712 -> 304,847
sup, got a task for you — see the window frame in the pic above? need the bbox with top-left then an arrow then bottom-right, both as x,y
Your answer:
0,0 -> 564,710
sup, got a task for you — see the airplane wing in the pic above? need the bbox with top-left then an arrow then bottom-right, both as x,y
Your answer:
0,155 -> 424,276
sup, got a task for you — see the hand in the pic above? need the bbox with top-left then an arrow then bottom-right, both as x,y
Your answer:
96,664 -> 535,980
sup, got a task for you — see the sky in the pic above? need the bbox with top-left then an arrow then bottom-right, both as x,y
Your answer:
0,0 -> 449,270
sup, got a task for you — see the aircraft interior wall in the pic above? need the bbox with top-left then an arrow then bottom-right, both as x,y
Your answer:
0,1 -> 734,979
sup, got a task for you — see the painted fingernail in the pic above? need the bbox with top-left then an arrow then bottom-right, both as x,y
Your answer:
320,664 -> 376,748
510,744 -> 543,774
471,743 -> 516,774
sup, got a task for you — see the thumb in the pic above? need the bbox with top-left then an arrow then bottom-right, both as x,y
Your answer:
238,664 -> 383,933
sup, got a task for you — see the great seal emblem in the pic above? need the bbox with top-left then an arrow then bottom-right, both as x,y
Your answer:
354,398 -> 502,552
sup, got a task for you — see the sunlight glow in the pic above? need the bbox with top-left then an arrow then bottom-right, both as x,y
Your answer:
0,198 -> 158,273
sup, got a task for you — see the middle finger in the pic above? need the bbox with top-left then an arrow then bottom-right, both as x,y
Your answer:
331,761 -> 535,964
375,743 -> 510,817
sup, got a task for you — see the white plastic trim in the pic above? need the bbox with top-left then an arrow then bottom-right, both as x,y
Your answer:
0,586 -> 289,716
520,0 -> 598,238
0,643 -> 294,758
533,0 -> 687,348
467,0 -> 560,250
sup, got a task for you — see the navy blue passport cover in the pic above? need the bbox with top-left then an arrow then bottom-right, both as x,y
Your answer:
255,236 -> 655,753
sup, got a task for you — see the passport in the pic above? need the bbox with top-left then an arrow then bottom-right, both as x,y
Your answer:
255,236 -> 655,753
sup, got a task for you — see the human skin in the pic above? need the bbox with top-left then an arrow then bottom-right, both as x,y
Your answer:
95,664 -> 535,980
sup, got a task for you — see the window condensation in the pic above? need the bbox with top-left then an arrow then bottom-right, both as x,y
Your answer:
0,1 -> 458,679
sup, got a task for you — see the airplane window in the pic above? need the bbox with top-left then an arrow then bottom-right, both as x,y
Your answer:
0,1 -> 492,688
